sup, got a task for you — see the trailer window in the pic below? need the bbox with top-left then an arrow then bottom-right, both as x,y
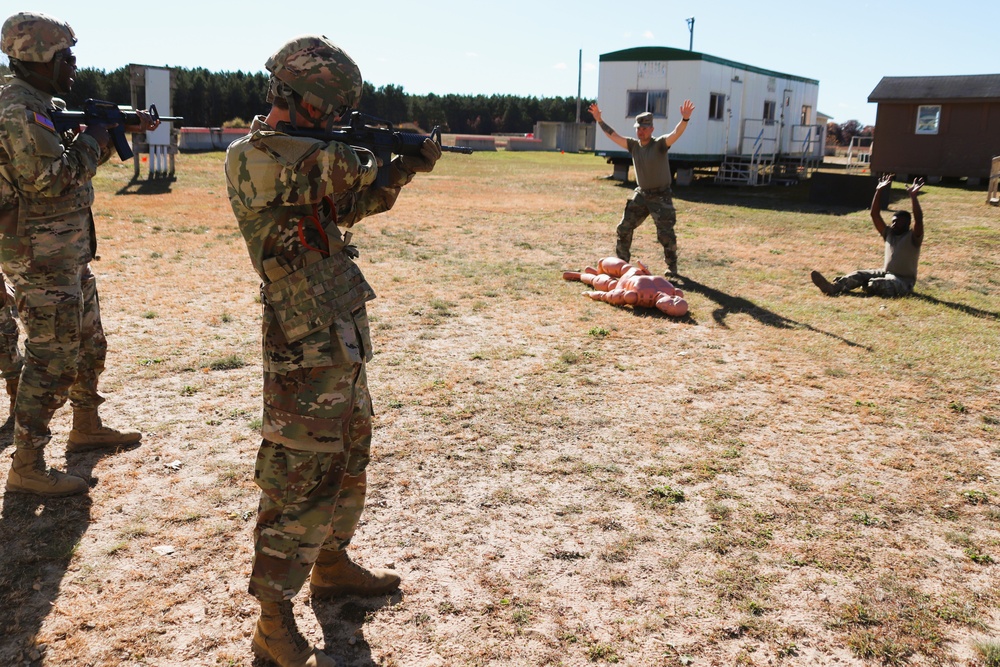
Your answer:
647,91 -> 668,117
763,100 -> 776,124
800,105 -> 812,125
915,105 -> 940,135
626,90 -> 669,118
709,93 -> 725,120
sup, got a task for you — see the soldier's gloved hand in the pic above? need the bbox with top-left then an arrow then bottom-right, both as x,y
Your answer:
400,138 -> 442,174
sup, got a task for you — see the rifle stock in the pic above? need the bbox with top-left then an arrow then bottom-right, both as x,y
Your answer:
275,111 -> 472,187
50,99 -> 183,160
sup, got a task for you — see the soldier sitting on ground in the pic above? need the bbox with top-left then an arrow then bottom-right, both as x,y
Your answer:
811,175 -> 924,297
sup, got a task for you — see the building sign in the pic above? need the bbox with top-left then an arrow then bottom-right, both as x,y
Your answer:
638,61 -> 667,80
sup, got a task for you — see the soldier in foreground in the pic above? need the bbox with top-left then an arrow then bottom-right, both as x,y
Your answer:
811,175 -> 925,297
225,36 -> 440,667
0,12 -> 154,497
590,99 -> 695,278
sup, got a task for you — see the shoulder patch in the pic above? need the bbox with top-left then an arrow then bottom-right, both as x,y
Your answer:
26,110 -> 56,132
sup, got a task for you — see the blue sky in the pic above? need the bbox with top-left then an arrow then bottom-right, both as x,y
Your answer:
4,1 -> 997,125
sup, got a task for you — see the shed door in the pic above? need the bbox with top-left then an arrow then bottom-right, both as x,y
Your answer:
727,77 -> 744,155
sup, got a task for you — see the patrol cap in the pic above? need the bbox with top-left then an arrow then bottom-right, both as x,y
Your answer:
265,35 -> 363,116
634,112 -> 654,128
1,12 -> 76,63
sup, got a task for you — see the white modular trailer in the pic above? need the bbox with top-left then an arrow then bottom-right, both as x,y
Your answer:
596,47 -> 823,176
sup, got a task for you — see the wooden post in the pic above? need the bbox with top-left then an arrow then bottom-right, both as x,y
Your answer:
988,155 -> 1000,205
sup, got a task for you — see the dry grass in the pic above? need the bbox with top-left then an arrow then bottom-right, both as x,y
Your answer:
0,149 -> 998,667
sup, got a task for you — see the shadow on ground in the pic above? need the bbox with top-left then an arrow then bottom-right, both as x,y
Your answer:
676,275 -> 871,350
116,177 -> 177,196
911,291 -> 1000,321
0,446 -> 135,665
288,592 -> 402,667
604,175 -> 913,216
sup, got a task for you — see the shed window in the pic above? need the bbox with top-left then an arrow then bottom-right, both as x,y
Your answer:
626,89 -> 669,117
916,105 -> 941,135
709,93 -> 725,120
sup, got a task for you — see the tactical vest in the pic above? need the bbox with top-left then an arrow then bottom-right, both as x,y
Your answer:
0,166 -> 94,262
262,249 -> 376,343
0,79 -> 96,238
11,182 -> 94,235
235,126 -> 379,343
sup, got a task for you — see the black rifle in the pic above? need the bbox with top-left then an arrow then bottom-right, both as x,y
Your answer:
50,98 -> 183,160
275,111 -> 472,187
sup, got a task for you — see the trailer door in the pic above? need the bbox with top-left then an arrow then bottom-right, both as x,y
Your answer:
727,77 -> 743,155
780,88 -> 793,154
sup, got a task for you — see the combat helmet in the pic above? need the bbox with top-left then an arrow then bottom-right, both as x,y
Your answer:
265,35 -> 362,129
2,12 -> 77,95
1,12 -> 76,63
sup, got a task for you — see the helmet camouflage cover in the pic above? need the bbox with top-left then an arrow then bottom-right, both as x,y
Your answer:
1,12 -> 76,62
265,35 -> 363,116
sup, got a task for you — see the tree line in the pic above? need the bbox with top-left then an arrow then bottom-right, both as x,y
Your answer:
3,62 -> 875,143
827,120 -> 874,146
18,65 -> 590,135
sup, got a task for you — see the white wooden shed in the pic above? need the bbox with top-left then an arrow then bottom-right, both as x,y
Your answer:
596,46 -> 824,185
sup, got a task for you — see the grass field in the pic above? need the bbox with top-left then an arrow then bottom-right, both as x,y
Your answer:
0,149 -> 998,667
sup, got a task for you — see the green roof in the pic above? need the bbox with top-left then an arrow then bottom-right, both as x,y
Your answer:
599,47 -> 818,85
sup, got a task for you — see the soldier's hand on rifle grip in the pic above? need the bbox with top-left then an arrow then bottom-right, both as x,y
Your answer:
401,138 -> 442,174
84,122 -> 114,150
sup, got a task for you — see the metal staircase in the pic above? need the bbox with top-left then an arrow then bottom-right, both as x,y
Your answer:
716,153 -> 774,186
716,124 -> 775,186
716,121 -> 823,186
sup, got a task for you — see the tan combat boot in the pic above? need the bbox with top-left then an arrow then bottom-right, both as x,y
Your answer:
251,600 -> 338,667
309,549 -> 400,599
5,448 -> 88,496
67,408 -> 141,453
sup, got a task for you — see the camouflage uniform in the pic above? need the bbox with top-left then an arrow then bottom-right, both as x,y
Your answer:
615,186 -> 678,269
0,69 -> 113,452
827,269 -> 914,297
226,113 -> 418,602
0,273 -> 22,385
615,136 -> 679,273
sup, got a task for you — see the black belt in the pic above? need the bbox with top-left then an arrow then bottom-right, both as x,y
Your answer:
640,186 -> 672,196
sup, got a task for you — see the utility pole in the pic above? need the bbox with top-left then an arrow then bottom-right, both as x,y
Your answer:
686,17 -> 695,51
575,49 -> 582,123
